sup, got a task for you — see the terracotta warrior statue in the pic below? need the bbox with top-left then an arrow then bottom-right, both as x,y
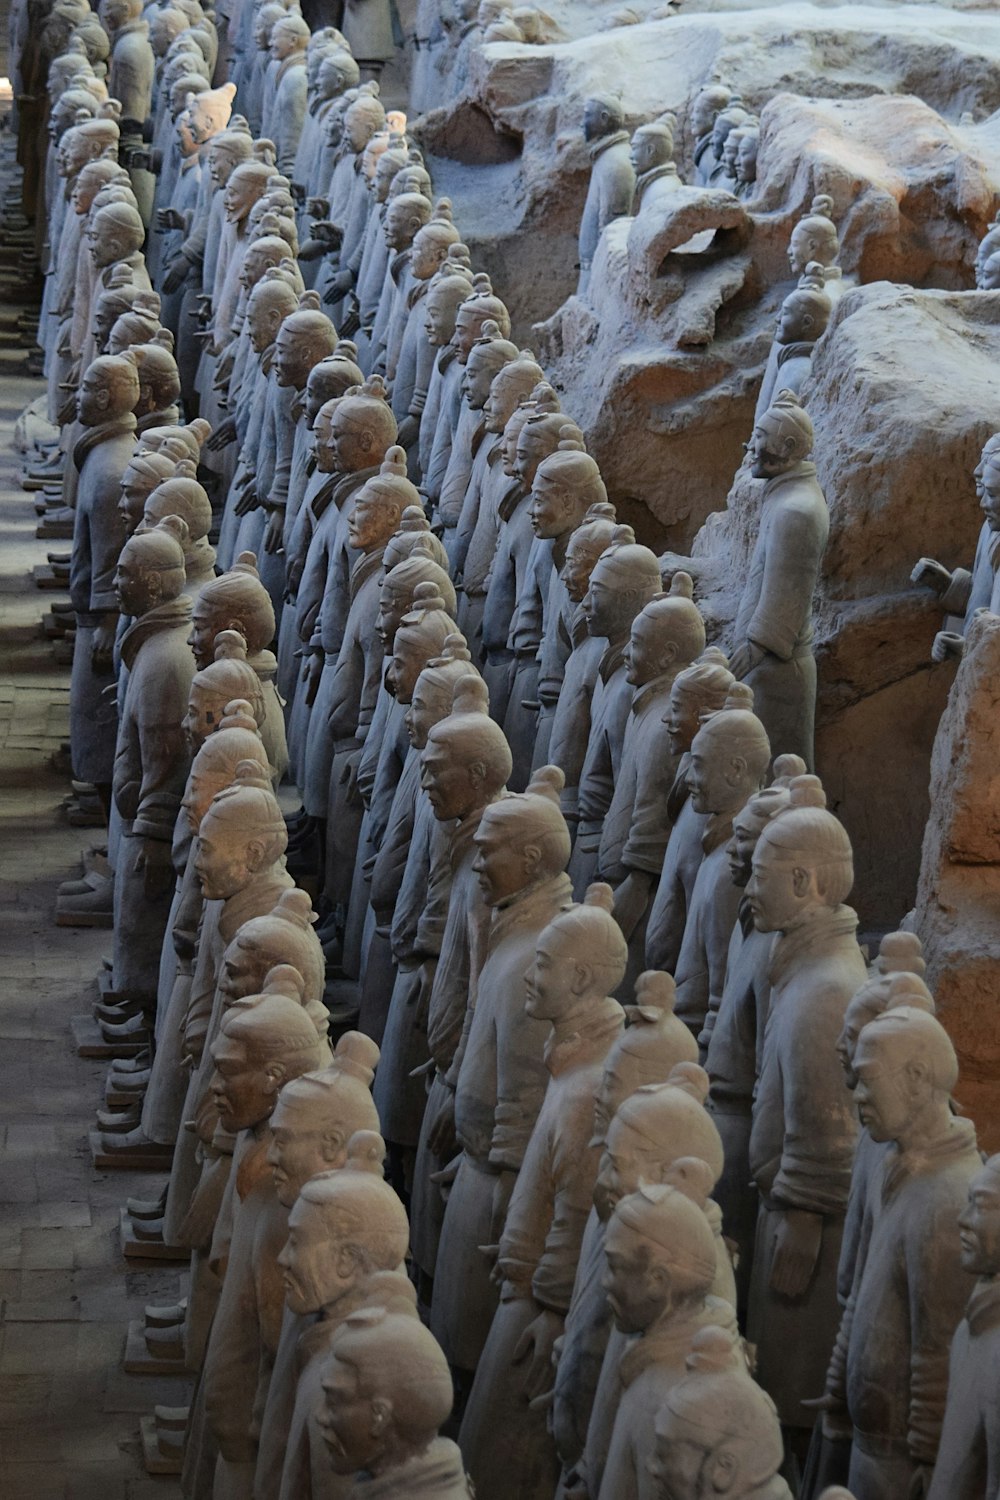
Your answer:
70,350 -> 140,803
318,1308 -> 473,1499
432,767 -> 575,1386
730,390 -> 828,769
672,684 -> 771,1040
459,886 -> 626,1500
818,1006 -> 981,1499
569,527 -> 664,894
592,1174 -> 736,1500
912,432 -> 1000,662
745,776 -> 867,1437
703,760 -> 804,1310
551,1054 -> 723,1485
754,262 -> 832,421
629,119 -> 680,216
691,83 -> 732,186
787,194 -> 844,303
597,578 -> 706,980
409,675 -> 513,1302
257,1134 -> 414,1500
648,1325 -> 792,1500
194,970 -> 334,1499
577,94 -> 635,295
927,1154 -> 1000,1500
111,516 -> 195,1001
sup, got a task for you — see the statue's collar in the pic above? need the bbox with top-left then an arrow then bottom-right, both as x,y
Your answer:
590,129 -> 629,162
73,412 -> 137,470
634,161 -> 678,206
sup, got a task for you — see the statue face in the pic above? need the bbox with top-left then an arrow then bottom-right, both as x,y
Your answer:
736,133 -> 758,184
423,289 -> 458,347
980,464 -> 1000,532
385,202 -> 420,254
347,491 -> 398,553
188,598 -> 229,668
624,612 -> 671,687
274,326 -> 310,389
515,424 -> 552,490
523,926 -> 581,1022
176,110 -> 197,159
663,684 -> 702,758
451,307 -> 482,365
246,294 -> 281,355
181,764 -> 228,831
313,406 -> 338,473
958,1167 -> 1000,1276
725,809 -> 759,889
267,1094 -> 343,1210
748,413 -> 798,480
209,1031 -> 276,1132
472,810 -> 532,906
270,23 -> 298,59
404,677 -> 450,750
420,734 -> 477,821
594,1124 -> 662,1224
630,132 -> 660,175
76,363 -> 112,427
375,579 -> 408,648
99,0 -> 130,33
561,536 -> 604,604
72,167 -> 102,214
787,222 -> 834,276
461,352 -> 499,411
746,838 -> 811,934
329,408 -> 375,474
318,1356 -> 384,1476
776,292 -> 816,345
686,724 -> 748,816
648,1427 -> 712,1500
583,98 -> 612,144
346,109 -> 380,156
386,635 -> 429,704
182,682 -> 227,754
853,1030 -> 932,1146
224,167 -> 260,224
278,1200 -> 354,1312
218,942 -> 267,1009
119,468 -> 151,534
210,145 -> 241,189
374,153 -> 401,204
241,243 -> 278,289
114,548 -> 152,616
602,1218 -> 669,1335
529,477 -> 573,540
193,820 -> 264,900
582,567 -> 626,640
692,94 -> 722,140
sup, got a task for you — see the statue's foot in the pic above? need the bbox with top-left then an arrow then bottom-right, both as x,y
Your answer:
99,1012 -> 151,1043
97,1128 -> 169,1156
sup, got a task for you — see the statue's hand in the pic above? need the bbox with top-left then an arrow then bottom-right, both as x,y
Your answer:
426,1087 -> 457,1158
910,556 -> 952,595
728,639 -> 765,681
611,871 -> 650,941
931,630 -> 964,663
205,416 -> 236,452
302,649 -> 323,707
307,195 -> 329,218
157,207 -> 185,231
161,252 -> 190,294
263,508 -> 285,555
125,146 -> 151,170
90,614 -> 118,675
801,1391 -> 852,1442
395,414 -> 418,449
769,1206 -> 823,1299
513,1308 -> 565,1404
233,480 -> 259,516
338,749 -> 363,808
907,1466 -> 932,1500
135,838 -> 175,903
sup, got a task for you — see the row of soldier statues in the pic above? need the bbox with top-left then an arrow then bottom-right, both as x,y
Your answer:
12,0 -> 1000,1498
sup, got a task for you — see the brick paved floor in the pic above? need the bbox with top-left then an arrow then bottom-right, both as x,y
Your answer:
0,342 -> 186,1495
